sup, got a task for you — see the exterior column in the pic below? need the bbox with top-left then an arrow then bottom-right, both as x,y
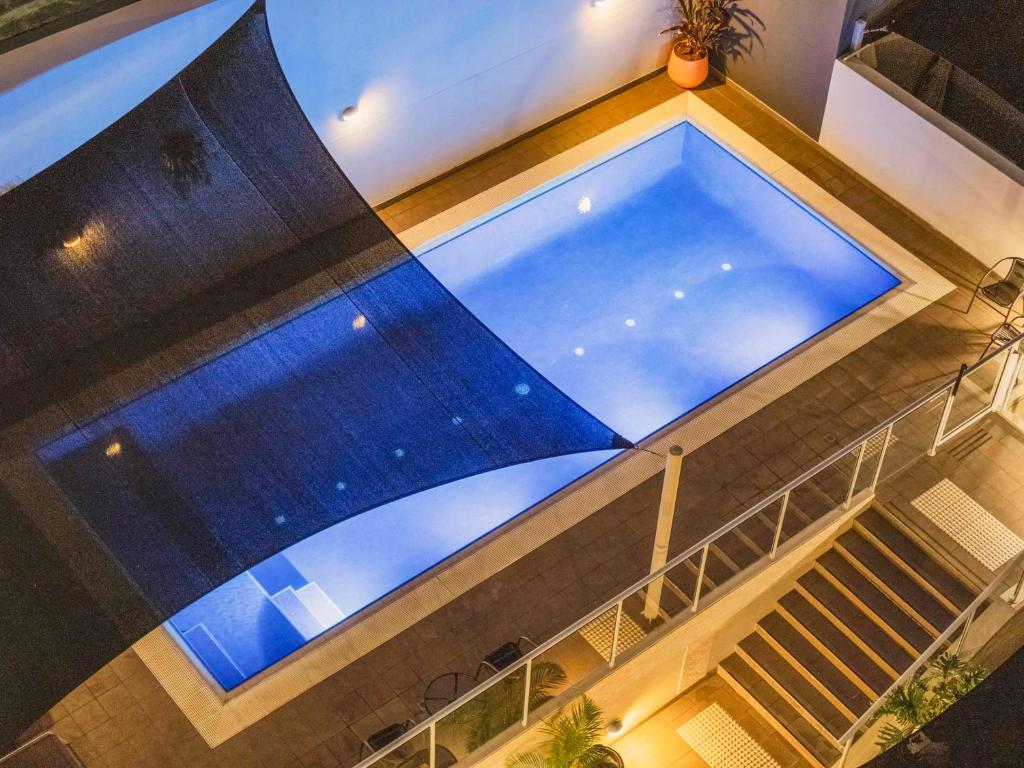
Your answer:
644,445 -> 684,621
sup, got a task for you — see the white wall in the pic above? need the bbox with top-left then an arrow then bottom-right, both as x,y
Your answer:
268,0 -> 671,205
820,59 -> 1024,266
0,0 -> 670,204
0,0 -> 250,191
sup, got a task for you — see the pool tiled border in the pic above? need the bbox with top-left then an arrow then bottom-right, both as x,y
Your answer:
133,91 -> 954,746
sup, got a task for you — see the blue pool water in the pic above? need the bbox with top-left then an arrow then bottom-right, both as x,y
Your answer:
168,121 -> 899,689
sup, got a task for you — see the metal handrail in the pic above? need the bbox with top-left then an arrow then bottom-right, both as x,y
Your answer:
839,547 -> 1024,748
350,329 -> 1024,768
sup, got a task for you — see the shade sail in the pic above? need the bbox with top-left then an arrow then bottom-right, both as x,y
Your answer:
0,1 -> 625,746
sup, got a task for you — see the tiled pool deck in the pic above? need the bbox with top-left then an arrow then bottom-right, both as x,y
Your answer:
21,71 -> 1024,768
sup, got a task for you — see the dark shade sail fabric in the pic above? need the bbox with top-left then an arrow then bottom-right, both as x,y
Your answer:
0,1 -> 625,747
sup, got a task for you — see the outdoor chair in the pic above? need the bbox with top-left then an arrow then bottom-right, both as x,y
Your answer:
476,635 -> 538,679
358,719 -> 417,760
966,257 -> 1024,319
980,314 -> 1024,359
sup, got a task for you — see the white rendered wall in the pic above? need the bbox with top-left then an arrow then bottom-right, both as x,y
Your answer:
820,59 -> 1024,266
0,0 -> 670,204
267,0 -> 671,204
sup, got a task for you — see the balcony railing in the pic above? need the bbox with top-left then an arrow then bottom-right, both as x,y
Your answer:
351,328 -> 1024,768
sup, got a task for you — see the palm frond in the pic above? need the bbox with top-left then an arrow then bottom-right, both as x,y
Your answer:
507,751 -> 549,768
876,721 -> 913,752
508,695 -> 617,768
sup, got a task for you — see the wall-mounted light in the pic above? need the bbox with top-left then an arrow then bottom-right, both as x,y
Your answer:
577,196 -> 592,214
62,234 -> 82,248
340,106 -> 359,122
606,719 -> 623,736
105,441 -> 122,458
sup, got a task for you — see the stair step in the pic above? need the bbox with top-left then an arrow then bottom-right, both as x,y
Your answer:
836,532 -> 957,635
703,544 -> 740,587
745,511 -> 779,552
760,611 -> 873,715
665,553 -> 705,604
636,574 -> 690,620
779,591 -> 894,695
714,529 -> 761,572
798,569 -> 914,673
856,508 -> 977,611
789,472 -> 846,522
719,655 -> 841,768
818,551 -> 934,654
739,633 -> 853,739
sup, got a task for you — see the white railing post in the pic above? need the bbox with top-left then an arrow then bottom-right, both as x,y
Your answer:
929,375 -> 962,456
1012,564 -> 1024,606
609,600 -> 624,667
644,445 -> 684,620
769,492 -> 790,560
994,343 -> 1022,412
955,607 -> 977,655
429,723 -> 436,768
869,423 -> 894,492
691,544 -> 709,612
521,658 -> 532,726
845,441 -> 868,509
838,736 -> 853,768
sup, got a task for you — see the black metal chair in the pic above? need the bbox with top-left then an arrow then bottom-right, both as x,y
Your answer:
981,315 -> 1024,358
476,635 -> 537,678
422,671 -> 478,715
967,257 -> 1024,320
358,719 -> 416,760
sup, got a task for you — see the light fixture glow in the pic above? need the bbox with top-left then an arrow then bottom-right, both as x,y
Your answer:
606,719 -> 623,735
336,481 -> 347,491
673,290 -> 685,299
341,106 -> 359,122
514,382 -> 531,396
577,196 -> 592,214
104,441 -> 122,458
393,448 -> 406,458
624,318 -> 637,327
574,347 -> 585,356
62,234 -> 82,248
352,314 -> 367,329
721,262 -> 732,271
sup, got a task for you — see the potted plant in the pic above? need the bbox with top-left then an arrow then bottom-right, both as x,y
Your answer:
506,695 -> 624,768
662,0 -> 731,89
873,652 -> 987,756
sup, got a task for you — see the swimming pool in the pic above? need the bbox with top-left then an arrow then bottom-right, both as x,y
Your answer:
167,120 -> 899,689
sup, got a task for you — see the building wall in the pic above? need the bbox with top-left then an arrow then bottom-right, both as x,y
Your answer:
0,0 -> 672,204
820,58 -> 1024,266
713,0 -> 850,138
1,0 -> 871,204
268,0 -> 672,205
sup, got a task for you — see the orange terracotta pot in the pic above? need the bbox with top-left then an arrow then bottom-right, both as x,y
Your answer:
667,46 -> 709,89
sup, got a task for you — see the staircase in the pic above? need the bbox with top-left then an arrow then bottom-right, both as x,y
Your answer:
631,473 -> 847,623
718,506 -> 980,767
